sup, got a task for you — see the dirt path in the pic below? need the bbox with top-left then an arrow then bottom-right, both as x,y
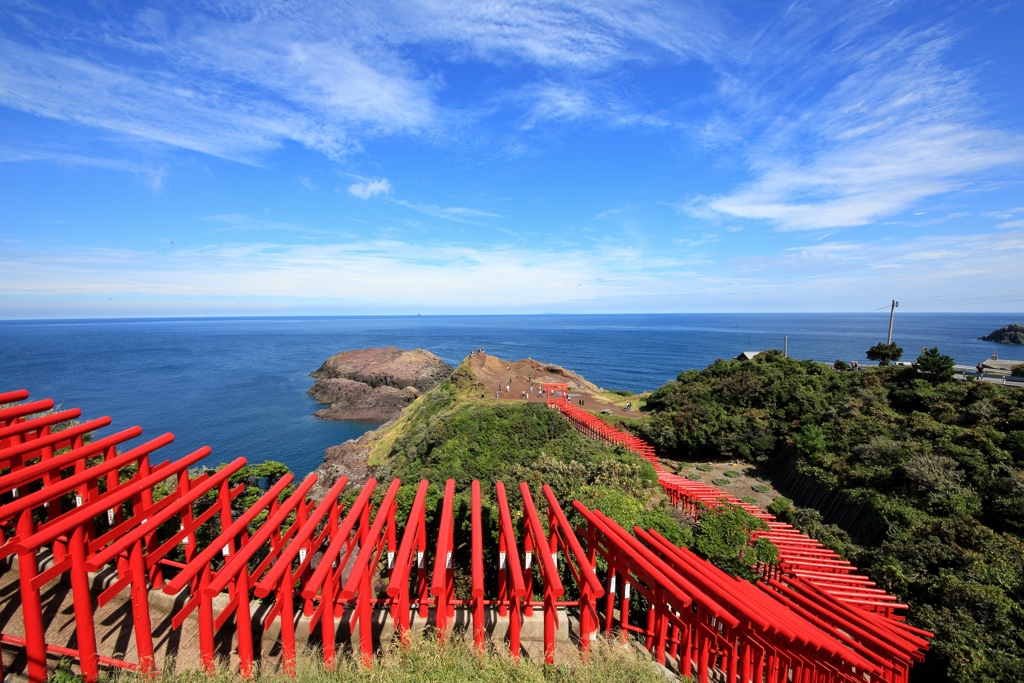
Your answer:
466,353 -> 638,418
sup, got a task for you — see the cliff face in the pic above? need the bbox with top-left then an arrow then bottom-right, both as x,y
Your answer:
308,347 -> 453,422
979,324 -> 1024,344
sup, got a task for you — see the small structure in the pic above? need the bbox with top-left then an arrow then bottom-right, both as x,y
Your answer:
735,351 -> 762,361
978,354 -> 1024,374
541,382 -> 569,407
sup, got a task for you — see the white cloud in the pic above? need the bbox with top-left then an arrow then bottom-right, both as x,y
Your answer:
0,146 -> 168,189
371,0 -> 725,70
348,178 -> 392,199
393,200 -> 502,224
0,239 -> 659,311
518,84 -> 591,128
0,1 -> 725,164
0,10 -> 437,163
3,227 -> 1024,316
201,214 -> 333,235
998,220 -> 1024,229
691,12 -> 1024,231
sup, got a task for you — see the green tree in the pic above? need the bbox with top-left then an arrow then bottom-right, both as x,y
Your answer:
693,504 -> 778,580
866,342 -> 904,365
1012,364 -> 1024,378
915,347 -> 956,383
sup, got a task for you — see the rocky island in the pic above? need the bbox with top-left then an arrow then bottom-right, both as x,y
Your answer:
979,323 -> 1024,344
307,346 -> 454,422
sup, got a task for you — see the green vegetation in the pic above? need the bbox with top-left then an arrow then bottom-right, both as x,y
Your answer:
692,504 -> 778,580
638,350 -> 1024,682
361,366 -> 686,606
866,342 -> 904,365
723,470 -> 742,478
365,361 -> 781,595
915,347 -> 956,383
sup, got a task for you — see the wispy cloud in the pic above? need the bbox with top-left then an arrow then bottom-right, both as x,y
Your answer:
0,238 -> 664,311
0,1 -> 725,165
691,10 -> 1024,231
0,9 -> 437,162
348,178 -> 392,199
3,227 -> 1024,315
0,146 -> 168,189
388,0 -> 726,70
393,200 -> 503,224
201,214 -> 335,236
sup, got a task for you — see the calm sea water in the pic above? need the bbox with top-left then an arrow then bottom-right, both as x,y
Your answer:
1,314 -> 1021,476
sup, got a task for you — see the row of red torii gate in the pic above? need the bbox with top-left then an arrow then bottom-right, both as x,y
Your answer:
0,386 -> 930,683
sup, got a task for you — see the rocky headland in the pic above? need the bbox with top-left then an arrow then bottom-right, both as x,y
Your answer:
308,346 -> 454,422
309,350 -> 633,494
979,324 -> 1024,344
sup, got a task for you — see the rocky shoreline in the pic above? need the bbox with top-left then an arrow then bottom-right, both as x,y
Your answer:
307,346 -> 454,422
979,324 -> 1024,344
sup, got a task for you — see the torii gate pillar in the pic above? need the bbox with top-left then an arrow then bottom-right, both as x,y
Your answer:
542,383 -> 569,407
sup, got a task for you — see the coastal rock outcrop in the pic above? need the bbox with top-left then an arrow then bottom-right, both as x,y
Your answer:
465,353 -> 602,393
979,324 -> 1024,344
311,350 -> 621,492
308,346 -> 453,422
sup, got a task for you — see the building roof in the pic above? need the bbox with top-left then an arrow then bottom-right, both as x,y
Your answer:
979,358 -> 1024,372
735,351 -> 762,361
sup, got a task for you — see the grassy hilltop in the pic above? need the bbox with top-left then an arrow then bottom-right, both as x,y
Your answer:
632,350 -> 1024,683
349,359 -> 688,592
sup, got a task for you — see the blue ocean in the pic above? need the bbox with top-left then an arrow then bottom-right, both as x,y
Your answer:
1,313 -> 1021,476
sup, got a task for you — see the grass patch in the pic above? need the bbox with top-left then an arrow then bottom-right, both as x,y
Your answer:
751,484 -> 772,494
712,478 -> 731,486
696,464 -> 714,472
723,470 -> 742,478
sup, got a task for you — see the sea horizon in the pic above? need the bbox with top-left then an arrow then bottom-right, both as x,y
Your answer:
3,312 -> 1022,477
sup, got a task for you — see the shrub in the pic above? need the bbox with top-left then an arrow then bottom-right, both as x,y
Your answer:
767,497 -> 793,516
693,504 -> 778,580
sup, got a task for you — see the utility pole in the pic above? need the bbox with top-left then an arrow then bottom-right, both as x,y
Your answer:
887,300 -> 899,344
784,335 -> 788,358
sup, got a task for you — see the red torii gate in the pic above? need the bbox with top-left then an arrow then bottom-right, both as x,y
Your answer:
0,387 -> 930,683
542,382 -> 569,407
548,397 -> 933,681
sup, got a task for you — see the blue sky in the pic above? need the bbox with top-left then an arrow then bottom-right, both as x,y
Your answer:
1,0 -> 1023,317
